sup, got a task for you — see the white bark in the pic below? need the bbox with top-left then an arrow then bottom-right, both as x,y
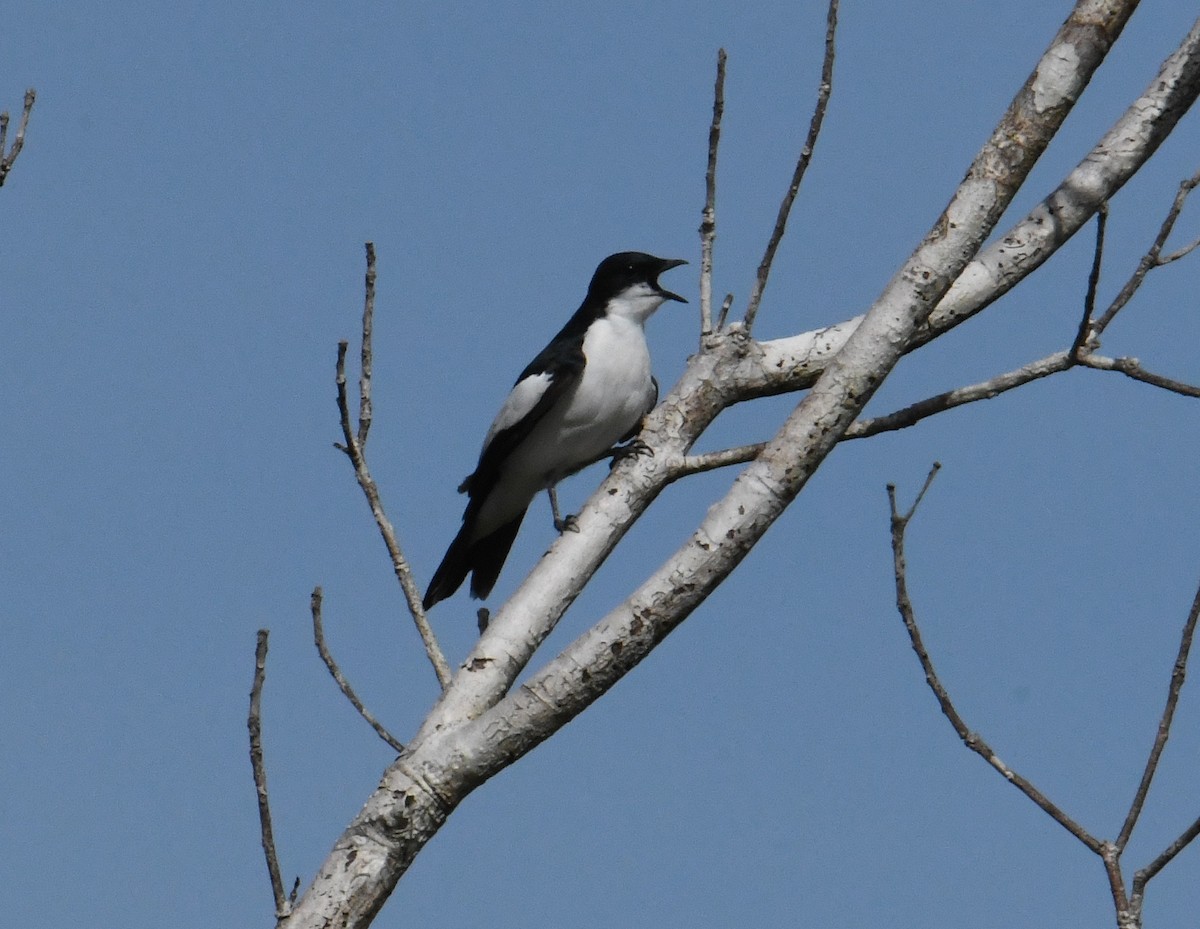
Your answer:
280,4 -> 1200,926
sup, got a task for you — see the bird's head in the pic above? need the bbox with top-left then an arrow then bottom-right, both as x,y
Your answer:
589,252 -> 688,322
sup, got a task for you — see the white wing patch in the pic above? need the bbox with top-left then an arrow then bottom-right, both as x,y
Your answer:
482,372 -> 554,452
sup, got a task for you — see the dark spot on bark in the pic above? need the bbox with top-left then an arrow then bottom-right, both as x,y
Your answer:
608,488 -> 618,495
610,641 -> 624,656
466,657 -> 493,671
347,850 -> 357,864
630,617 -> 644,635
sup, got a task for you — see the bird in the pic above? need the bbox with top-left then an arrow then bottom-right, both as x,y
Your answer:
422,251 -> 688,610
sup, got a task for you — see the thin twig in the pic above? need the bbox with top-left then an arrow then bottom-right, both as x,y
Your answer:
1134,814 -> 1200,893
334,247 -> 453,689
716,293 -> 734,332
311,588 -> 406,753
1117,579 -> 1200,851
699,49 -> 727,341
358,243 -> 376,449
743,0 -> 838,333
1076,353 -> 1200,398
1071,204 -> 1107,359
248,630 -> 290,919
0,88 -> 36,188
671,442 -> 767,480
1093,167 -> 1200,336
668,342 -> 1200,482
887,469 -> 1104,854
849,352 -> 1074,439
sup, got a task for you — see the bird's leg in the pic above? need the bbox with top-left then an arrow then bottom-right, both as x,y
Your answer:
608,437 -> 654,470
547,486 -> 579,533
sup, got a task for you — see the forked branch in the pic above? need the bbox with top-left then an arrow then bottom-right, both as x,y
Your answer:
889,470 -> 1200,927
333,243 -> 451,689
887,466 -> 1104,854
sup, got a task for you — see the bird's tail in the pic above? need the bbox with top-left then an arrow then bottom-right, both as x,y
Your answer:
423,510 -> 527,610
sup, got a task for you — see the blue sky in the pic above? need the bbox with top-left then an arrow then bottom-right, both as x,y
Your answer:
3,2 -> 1199,927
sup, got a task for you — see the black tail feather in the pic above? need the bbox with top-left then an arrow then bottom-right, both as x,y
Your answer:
423,510 -> 528,609
468,514 -> 525,601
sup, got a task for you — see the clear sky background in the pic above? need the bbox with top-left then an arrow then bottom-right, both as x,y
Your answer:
4,2 -> 1199,927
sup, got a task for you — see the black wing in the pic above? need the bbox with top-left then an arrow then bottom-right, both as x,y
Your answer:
458,340 -> 586,500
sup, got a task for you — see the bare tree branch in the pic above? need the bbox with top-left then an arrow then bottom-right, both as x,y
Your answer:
357,243 -> 376,449
0,88 -> 35,188
1117,579 -> 1200,850
746,18 -> 1200,402
248,630 -> 290,920
1134,814 -> 1200,894
1072,204 -> 1109,358
311,587 -> 406,754
1094,166 -> 1200,335
715,292 -> 734,332
886,467 -> 1105,854
333,246 -> 452,690
283,5 -> 1175,924
743,0 -> 838,333
1076,352 -> 1200,397
890,480 -> 1200,926
699,49 -> 726,340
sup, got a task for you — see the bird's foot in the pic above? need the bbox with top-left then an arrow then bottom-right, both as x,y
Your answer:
554,513 -> 581,533
609,438 -> 653,469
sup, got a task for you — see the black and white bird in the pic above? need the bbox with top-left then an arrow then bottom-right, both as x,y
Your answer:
422,251 -> 687,609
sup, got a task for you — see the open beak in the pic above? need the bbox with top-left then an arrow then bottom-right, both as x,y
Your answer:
654,258 -> 689,303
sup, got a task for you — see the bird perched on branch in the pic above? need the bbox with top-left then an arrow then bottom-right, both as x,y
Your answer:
423,251 -> 687,610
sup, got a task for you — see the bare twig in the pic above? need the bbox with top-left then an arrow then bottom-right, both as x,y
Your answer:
334,247 -> 452,690
671,442 -> 766,480
1117,579 -> 1200,851
699,49 -> 727,341
670,353 -> 1073,480
248,630 -> 290,919
849,352 -> 1074,439
1071,204 -> 1108,359
1076,353 -> 1200,398
743,0 -> 838,333
716,293 -> 734,332
1094,167 -> 1200,336
1134,814 -> 1200,893
887,469 -> 1104,854
311,588 -> 406,753
358,243 -> 376,449
0,88 -> 36,188
669,341 -> 1200,483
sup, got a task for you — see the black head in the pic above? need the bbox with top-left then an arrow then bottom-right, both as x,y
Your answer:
586,252 -> 689,306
